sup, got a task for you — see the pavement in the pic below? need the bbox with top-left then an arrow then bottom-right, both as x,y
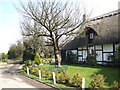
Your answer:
0,62 -> 58,90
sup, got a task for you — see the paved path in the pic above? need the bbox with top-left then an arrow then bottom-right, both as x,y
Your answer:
0,63 -> 57,90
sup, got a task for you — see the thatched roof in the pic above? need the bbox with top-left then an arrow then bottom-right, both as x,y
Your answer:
62,37 -> 88,50
62,9 -> 119,50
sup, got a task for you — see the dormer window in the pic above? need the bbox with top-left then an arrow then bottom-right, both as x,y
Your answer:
90,33 -> 94,39
85,27 -> 98,43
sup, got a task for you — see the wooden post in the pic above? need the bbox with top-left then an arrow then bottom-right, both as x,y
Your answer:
82,78 -> 85,90
38,70 -> 41,79
27,67 -> 29,75
52,72 -> 56,84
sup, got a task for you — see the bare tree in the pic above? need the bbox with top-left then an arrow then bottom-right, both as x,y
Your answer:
18,0 -> 87,67
21,19 -> 45,53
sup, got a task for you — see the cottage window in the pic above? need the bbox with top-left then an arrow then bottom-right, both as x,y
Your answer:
90,33 -> 94,39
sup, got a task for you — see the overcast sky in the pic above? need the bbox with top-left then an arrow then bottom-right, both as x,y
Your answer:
0,0 -> 119,53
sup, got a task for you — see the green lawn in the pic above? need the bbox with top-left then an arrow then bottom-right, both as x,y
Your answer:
37,64 -> 119,88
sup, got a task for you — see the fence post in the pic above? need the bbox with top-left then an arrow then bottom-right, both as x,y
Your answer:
27,67 -> 29,75
38,70 -> 41,79
82,78 -> 85,90
52,72 -> 56,84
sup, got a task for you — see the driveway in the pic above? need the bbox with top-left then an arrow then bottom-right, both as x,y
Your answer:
0,63 -> 57,90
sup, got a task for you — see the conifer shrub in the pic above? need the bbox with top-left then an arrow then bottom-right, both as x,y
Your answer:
90,74 -> 106,88
34,53 -> 41,65
57,70 -> 71,84
71,72 -> 82,87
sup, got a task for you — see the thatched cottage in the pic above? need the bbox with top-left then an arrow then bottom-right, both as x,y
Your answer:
61,9 -> 120,65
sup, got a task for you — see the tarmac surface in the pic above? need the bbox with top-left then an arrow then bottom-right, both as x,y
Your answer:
0,62 -> 57,90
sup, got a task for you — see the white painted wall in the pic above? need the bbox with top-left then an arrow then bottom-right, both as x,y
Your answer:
83,50 -> 87,59
88,46 -> 94,50
78,51 -> 82,55
83,46 -> 87,49
95,45 -> 102,49
103,44 -> 113,52
78,47 -> 82,50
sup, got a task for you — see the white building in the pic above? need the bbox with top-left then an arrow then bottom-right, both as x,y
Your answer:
61,9 -> 120,65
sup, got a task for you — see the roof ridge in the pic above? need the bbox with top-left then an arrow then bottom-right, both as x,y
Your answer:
90,9 -> 120,21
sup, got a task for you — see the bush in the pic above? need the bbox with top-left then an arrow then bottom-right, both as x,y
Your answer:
41,58 -> 53,64
22,65 -> 27,72
44,69 -> 52,79
57,70 -> 71,84
34,53 -> 41,65
40,68 -> 50,78
90,74 -> 106,88
112,80 -> 119,88
54,70 -> 59,81
0,53 -> 8,62
71,72 -> 82,87
66,51 -> 78,64
40,68 -> 46,77
107,50 -> 120,66
29,67 -> 39,76
24,60 -> 33,66
46,70 -> 52,79
87,55 -> 97,66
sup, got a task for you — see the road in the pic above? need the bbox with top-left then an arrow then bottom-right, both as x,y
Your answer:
0,63 -> 57,90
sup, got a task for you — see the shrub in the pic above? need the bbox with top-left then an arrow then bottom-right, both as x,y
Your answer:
87,54 -> 97,66
29,67 -> 39,76
40,68 -> 46,77
22,65 -> 27,72
44,69 -> 52,79
24,60 -> 33,66
54,70 -> 59,81
90,74 -> 106,88
41,58 -> 53,64
0,53 -> 8,62
71,72 -> 82,87
66,50 -> 78,64
112,80 -> 119,88
107,50 -> 120,66
40,68 -> 49,78
57,70 -> 71,84
34,53 -> 41,65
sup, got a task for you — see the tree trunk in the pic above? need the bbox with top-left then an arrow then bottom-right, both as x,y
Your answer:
54,49 -> 61,68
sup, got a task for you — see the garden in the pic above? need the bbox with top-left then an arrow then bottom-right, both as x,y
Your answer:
19,53 -> 119,89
